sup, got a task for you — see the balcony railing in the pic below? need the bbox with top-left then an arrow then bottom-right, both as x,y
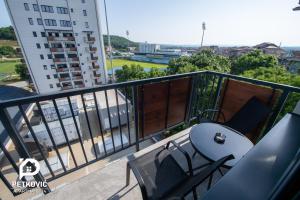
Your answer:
56,68 -> 69,73
0,71 -> 299,197
54,58 -> 67,63
68,57 -> 80,62
72,75 -> 83,80
65,47 -> 77,52
50,48 -> 64,53
89,47 -> 97,52
59,77 -> 71,82
61,85 -> 73,90
70,67 -> 81,71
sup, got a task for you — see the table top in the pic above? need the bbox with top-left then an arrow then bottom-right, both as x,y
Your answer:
190,123 -> 253,167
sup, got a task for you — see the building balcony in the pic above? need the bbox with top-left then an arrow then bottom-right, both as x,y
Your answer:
72,75 -> 83,80
84,37 -> 95,43
70,67 -> 81,72
74,84 -> 85,88
68,57 -> 80,62
91,56 -> 98,61
92,64 -> 100,70
59,77 -> 71,82
50,48 -> 64,53
0,71 -> 299,200
65,47 -> 77,52
54,58 -> 67,63
56,68 -> 69,73
47,36 -> 56,41
89,47 -> 97,52
66,36 -> 75,41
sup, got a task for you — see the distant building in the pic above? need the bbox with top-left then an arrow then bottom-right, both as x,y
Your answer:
284,50 -> 300,74
5,0 -> 107,94
139,42 -> 160,53
254,42 -> 285,57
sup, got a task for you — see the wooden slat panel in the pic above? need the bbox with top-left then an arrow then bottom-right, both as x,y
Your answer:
218,79 -> 280,142
167,78 -> 191,127
138,78 -> 191,138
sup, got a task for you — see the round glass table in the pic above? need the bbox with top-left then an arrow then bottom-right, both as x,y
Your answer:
189,122 -> 254,167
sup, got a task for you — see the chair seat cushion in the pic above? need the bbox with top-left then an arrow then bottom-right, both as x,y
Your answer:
129,147 -> 188,200
224,96 -> 272,134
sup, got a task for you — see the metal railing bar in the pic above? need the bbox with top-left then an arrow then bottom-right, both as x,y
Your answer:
36,102 -> 66,172
80,94 -> 98,159
165,81 -> 171,129
140,86 -> 145,139
18,105 -> 55,178
0,140 -> 20,175
52,99 -> 78,167
104,90 -> 116,152
0,171 -> 16,195
133,86 -> 140,151
93,92 -> 107,156
124,87 -> 131,145
114,89 -> 124,149
67,96 -> 88,163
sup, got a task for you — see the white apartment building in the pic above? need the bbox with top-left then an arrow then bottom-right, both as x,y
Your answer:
139,42 -> 160,54
4,0 -> 107,94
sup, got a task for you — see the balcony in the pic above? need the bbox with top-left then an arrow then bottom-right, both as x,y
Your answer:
50,48 -> 64,53
65,47 -> 77,52
56,68 -> 69,73
0,71 -> 299,200
91,56 -> 98,61
61,85 -> 73,90
70,67 -> 81,72
89,47 -> 97,52
68,57 -> 79,62
92,64 -> 100,70
54,58 -> 67,63
59,77 -> 71,82
72,75 -> 83,80
74,84 -> 85,88
66,36 -> 75,41
47,36 -> 56,41
84,37 -> 95,43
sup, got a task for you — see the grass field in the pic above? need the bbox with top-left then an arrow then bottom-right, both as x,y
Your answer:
0,61 -> 20,74
0,40 -> 19,47
106,59 -> 168,70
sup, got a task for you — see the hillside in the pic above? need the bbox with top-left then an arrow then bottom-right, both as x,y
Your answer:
103,35 -> 138,50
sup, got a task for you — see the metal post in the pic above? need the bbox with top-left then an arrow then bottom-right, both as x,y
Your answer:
133,86 -> 140,151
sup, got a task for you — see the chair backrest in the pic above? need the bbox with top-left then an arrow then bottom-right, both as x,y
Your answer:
224,96 -> 272,135
217,79 -> 279,142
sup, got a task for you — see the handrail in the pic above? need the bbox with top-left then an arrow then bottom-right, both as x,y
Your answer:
0,70 -> 299,108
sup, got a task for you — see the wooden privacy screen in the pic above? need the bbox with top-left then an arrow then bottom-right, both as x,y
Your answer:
138,78 -> 191,138
217,79 -> 280,143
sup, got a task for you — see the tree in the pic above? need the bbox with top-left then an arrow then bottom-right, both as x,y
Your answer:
115,64 -> 147,82
0,26 -> 16,40
15,63 -> 28,80
231,50 -> 279,74
0,46 -> 16,56
167,49 -> 231,74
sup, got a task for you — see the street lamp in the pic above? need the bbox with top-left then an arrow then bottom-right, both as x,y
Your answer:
201,22 -> 206,48
293,0 -> 300,11
126,30 -> 130,50
103,0 -> 114,82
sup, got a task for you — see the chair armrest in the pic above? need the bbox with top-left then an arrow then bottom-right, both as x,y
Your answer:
166,141 -> 194,176
198,109 -> 226,122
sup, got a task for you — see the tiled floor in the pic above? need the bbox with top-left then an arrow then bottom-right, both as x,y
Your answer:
36,128 -> 227,200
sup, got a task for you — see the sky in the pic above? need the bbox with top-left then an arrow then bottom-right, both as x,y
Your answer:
1,0 -> 300,46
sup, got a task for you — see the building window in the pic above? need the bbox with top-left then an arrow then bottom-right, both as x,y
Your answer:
55,32 -> 59,37
57,7 -> 68,14
40,54 -> 44,60
41,5 -> 54,13
36,43 -> 41,49
33,31 -> 37,37
44,43 -> 49,48
81,0 -> 86,3
83,10 -> 87,16
28,18 -> 34,25
70,8 -> 73,13
41,32 -> 46,37
44,19 -> 57,26
24,3 -> 29,11
47,54 -> 52,59
37,18 -> 43,25
85,22 -> 89,28
51,65 -> 55,69
49,84 -> 53,88
43,65 -> 47,70
56,83 -> 61,87
33,4 -> 39,11
53,74 -> 58,78
75,33 -> 78,36
60,20 -> 72,27
73,21 -> 76,26
47,75 -> 51,79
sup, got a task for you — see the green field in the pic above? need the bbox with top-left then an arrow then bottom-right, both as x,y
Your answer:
0,61 -> 20,74
106,59 -> 168,70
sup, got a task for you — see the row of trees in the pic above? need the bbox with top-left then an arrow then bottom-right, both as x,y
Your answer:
0,46 -> 16,57
0,26 -> 16,40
